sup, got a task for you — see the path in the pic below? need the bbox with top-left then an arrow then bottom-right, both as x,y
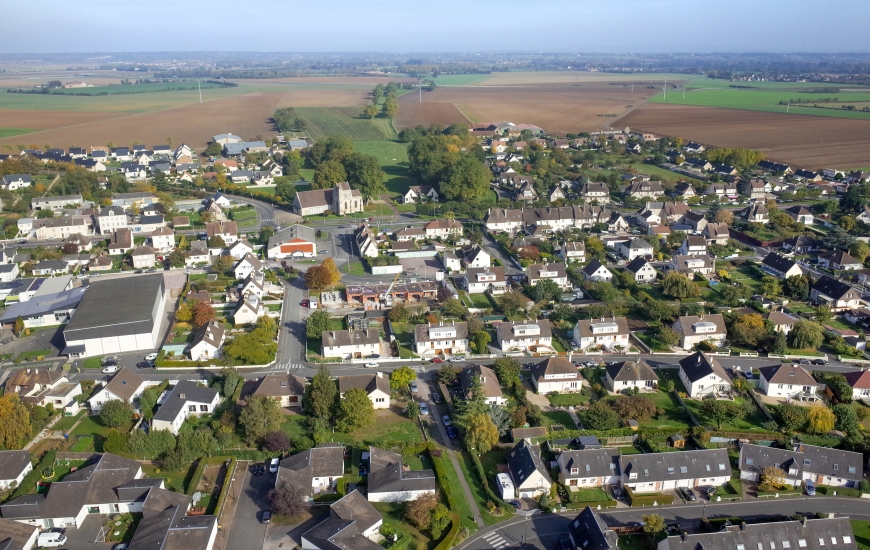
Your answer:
447,449 -> 485,528
379,194 -> 399,216
44,174 -> 61,195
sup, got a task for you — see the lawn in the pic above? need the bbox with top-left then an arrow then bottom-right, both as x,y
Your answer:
457,451 -> 513,526
82,356 -> 106,369
467,293 -> 494,309
685,396 -> 768,431
343,261 -> 364,275
432,447 -> 477,533
618,535 -> 652,550
282,409 -> 423,447
851,520 -> 870,549
71,415 -> 134,451
547,391 -> 593,407
372,502 -> 432,550
570,487 -> 611,502
354,140 -> 417,200
141,463 -> 199,494
16,349 -> 52,361
53,410 -> 85,431
542,410 -> 577,428
296,107 -> 396,141
0,128 -> 35,138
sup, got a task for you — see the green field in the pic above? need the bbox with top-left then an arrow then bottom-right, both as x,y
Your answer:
0,128 -> 35,138
33,81 -> 231,96
296,107 -> 396,141
650,84 -> 870,120
431,74 -> 489,86
353,140 -> 416,198
0,86 -> 248,112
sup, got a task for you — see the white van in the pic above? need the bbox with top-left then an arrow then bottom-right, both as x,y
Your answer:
37,532 -> 67,547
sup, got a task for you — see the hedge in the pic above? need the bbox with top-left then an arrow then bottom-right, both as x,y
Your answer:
625,485 -> 674,507
213,449 -> 274,461
469,451 -> 506,506
429,447 -> 461,550
532,427 -> 637,445
816,485 -> 861,498
213,458 -> 237,518
757,485 -> 802,498
186,459 -> 207,497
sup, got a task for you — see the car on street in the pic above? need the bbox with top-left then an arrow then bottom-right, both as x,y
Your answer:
134,270 -> 143,274
431,393 -> 442,404
419,403 -> 429,415
799,358 -> 810,364
364,362 -> 379,368
136,361 -> 153,369
268,458 -> 279,474
252,463 -> 265,476
442,415 -> 452,426
446,426 -> 458,438
319,250 -> 328,254
572,361 -> 582,367
90,272 -> 100,277
448,357 -> 464,363
431,357 -> 443,363
410,382 -> 418,393
338,225 -> 346,229
678,488 -> 696,501
366,354 -> 380,359
101,356 -> 117,366
101,366 -> 119,374
812,359 -> 827,365
261,511 -> 272,524
145,353 -> 158,361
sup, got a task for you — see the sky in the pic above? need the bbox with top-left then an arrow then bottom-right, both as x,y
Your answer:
2,0 -> 869,53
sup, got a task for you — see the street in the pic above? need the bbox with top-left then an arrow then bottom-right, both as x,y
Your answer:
224,463 -> 274,550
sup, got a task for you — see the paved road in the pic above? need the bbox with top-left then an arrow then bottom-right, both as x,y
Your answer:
224,464 -> 275,550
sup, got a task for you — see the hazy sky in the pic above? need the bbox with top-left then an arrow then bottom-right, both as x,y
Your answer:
2,0 -> 869,53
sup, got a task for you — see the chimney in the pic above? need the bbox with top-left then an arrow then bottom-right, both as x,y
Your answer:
740,522 -> 746,531
801,517 -> 807,527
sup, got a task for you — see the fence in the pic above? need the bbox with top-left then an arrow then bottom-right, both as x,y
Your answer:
671,390 -> 701,427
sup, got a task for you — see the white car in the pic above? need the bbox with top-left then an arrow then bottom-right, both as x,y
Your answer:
365,362 -> 379,368
145,353 -> 158,361
268,457 -> 279,474
101,366 -> 119,374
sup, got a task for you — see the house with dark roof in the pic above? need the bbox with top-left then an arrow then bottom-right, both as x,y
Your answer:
762,253 -> 803,278
619,448 -> 730,492
739,443 -> 863,488
671,314 -> 727,351
496,320 -> 553,353
741,202 -> 769,223
188,320 -> 226,361
678,235 -> 707,256
531,357 -> 583,394
277,446 -> 346,498
625,257 -> 656,282
301,490 -> 383,550
785,205 -> 814,224
818,249 -> 863,271
413,321 -> 468,357
151,381 -> 220,435
782,234 -> 819,254
338,372 -> 390,409
0,452 -> 32,492
764,310 -> 798,334
572,317 -> 630,352
87,367 -> 149,412
658,517 -> 855,550
464,267 -> 507,295
557,449 -> 620,489
667,255 -> 714,278
568,507 -> 618,550
811,275 -> 861,311
508,439 -> 553,498
253,373 -> 307,408
843,370 -> 870,401
678,352 -> 732,398
758,364 -> 819,400
581,259 -> 613,282
0,517 -> 37,550
127,492 -> 217,550
459,365 -> 506,405
366,447 -> 436,503
322,329 -> 381,360
604,360 -> 658,393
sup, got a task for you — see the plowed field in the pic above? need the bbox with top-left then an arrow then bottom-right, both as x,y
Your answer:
618,103 -> 870,169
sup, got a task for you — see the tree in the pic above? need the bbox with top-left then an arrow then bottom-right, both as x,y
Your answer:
440,155 -> 491,201
305,264 -> 333,289
760,276 -> 781,298
268,481 -> 310,517
498,290 -> 530,316
472,330 -> 491,353
698,396 -> 747,430
529,279 -> 561,303
192,301 -> 216,327
343,153 -> 386,200
321,258 -> 341,286
100,399 -> 134,428
336,388 -> 375,432
207,235 -> 226,249
581,401 -> 622,430
465,413 -> 498,455
405,492 -> 438,529
275,179 -> 296,202
488,404 -> 511,436
850,241 -> 870,263
212,254 -> 234,275
806,403 -> 835,434
363,104 -> 379,119
825,374 -> 853,403
643,300 -> 677,323
840,216 -> 856,231
661,271 -> 700,298
406,401 -> 420,419
772,331 -> 787,354
177,430 -> 217,458
382,96 -> 399,117
139,386 -> 160,420
430,503 -> 450,538
492,357 -> 521,389
784,275 -> 810,300
441,298 -> 467,318
220,366 -> 243,398
167,249 -> 186,269
388,304 -> 408,323
609,395 -> 657,420
0,395 -> 31,449
12,316 -> 23,336
259,225 -> 275,244
239,394 -> 283,444
438,364 -> 458,385
312,159 -> 347,189
305,364 -> 337,420
815,304 -> 833,324
713,210 -> 734,225
759,466 -> 787,492
789,319 -> 824,349
775,402 -> 808,432
643,514 -> 666,537
306,310 -> 332,339
390,366 -> 417,390
730,313 -> 768,348
222,327 -> 277,364
264,431 -> 292,452
833,404 -> 859,434
657,326 -> 681,348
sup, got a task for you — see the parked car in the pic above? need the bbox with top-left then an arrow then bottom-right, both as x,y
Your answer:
812,359 -> 827,365
702,486 -> 717,497
419,403 -> 429,415
805,479 -> 816,496
666,523 -> 682,534
446,426 -> 458,438
37,532 -> 67,548
448,357 -> 464,363
611,486 -> 624,499
431,357 -> 444,364
431,393 -> 442,404
410,382 -> 418,393
101,366 -> 119,374
366,354 -> 380,359
136,361 -> 152,369
252,463 -> 265,476
799,358 -> 810,364
442,415 -> 452,426
364,362 -> 379,368
101,356 -> 118,366
269,458 -> 279,474
683,488 -> 696,501
261,511 -> 272,524
338,225 -> 346,229
145,353 -> 158,361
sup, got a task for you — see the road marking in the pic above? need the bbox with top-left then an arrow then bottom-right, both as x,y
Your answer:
272,363 -> 304,370
482,532 -> 508,549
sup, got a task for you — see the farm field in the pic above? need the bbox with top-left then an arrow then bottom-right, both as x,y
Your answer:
0,128 -> 35,138
31,80 -> 231,95
618,103 -> 870,168
295,107 -> 396,141
472,71 -> 693,86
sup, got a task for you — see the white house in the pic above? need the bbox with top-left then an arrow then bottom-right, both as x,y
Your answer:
671,314 -> 727,350
678,352 -> 732,398
338,372 -> 391,409
321,329 -> 381,360
496,321 -> 553,352
557,449 -> 620,489
624,257 -> 656,282
573,317 -> 630,352
149,227 -> 175,253
758,364 -> 819,400
87,367 -> 149,412
205,221 -> 238,245
0,451 -> 33,491
151,381 -> 220,435
619,449 -> 731,493
507,439 -> 553,499
811,275 -> 861,312
844,370 -> 870,401
278,446 -> 346,497
366,446 -> 437,502
562,242 -> 586,263
526,262 -> 570,288
531,357 -> 583,394
739,443 -> 863,489
604,360 -> 659,393
678,236 -> 708,256
761,253 -> 803,279
301,491 -> 383,550
227,239 -> 254,260
581,260 -> 613,282
233,253 -> 264,280
252,374 -> 307,408
233,293 -> 264,325
617,238 -> 653,261
188,320 -> 226,361
463,245 -> 491,269
413,321 -> 468,357
464,267 -> 507,295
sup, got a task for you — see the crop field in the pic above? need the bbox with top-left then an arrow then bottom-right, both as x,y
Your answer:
394,96 -> 470,129
619,103 -> 870,168
23,80 -> 230,95
295,107 -> 396,141
0,127 -> 35,138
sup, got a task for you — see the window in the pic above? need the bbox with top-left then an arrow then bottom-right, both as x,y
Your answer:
585,465 -> 591,472
804,459 -> 811,466
746,458 -> 754,465
629,473 -> 637,480
783,542 -> 791,548
200,405 -> 208,412
680,466 -> 688,474
643,469 -> 649,476
798,541 -> 807,548
667,467 -> 675,474
831,538 -> 837,545
571,468 -> 578,475
188,405 -> 196,412
843,538 -> 852,545
818,539 -> 825,546
833,464 -> 838,471
738,545 -> 745,550
705,464 -> 711,471
375,398 -> 385,403
718,464 -> 726,470
770,543 -> 776,549
849,467 -> 857,474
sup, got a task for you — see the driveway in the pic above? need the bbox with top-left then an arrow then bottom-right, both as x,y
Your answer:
224,462 -> 276,550
61,514 -> 115,550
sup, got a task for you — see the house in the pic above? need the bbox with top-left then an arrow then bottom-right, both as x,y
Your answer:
626,180 -> 665,199
205,192 -> 232,208
96,206 -> 128,235
184,241 -> 209,267
819,249 -> 863,271
252,373 -> 307,408
507,439 -> 553,499
673,182 -> 696,199
367,446 -> 437,503
531,357 -> 583,393
758,364 -> 819,400
516,182 -> 538,202
704,222 -> 730,245
573,317 -> 630,352
232,253 -> 263,280
293,182 -> 364,217
125,493 -> 217,550
568,507 -> 619,550
322,329 -> 381,360
705,182 -> 738,198
266,224 -> 316,260
277,446 -> 345,497
811,275 -> 861,311
338,372 -> 390,409
526,262 -> 569,289
616,238 -> 653,261
764,310 -> 798,334
131,245 -> 155,269
1,175 -> 32,191
88,367 -> 149,412
668,255 -> 714,278
151,381 -> 221,435
223,141 -> 267,156
761,253 -> 803,278
107,228 -> 133,254
31,195 -> 83,212
464,267 -> 507,295
557,449 -> 620,489
224,239 -> 253,261
661,517 -> 855,550
739,202 -> 769,224
739,442 -> 862,488
0,451 -> 32,491
785,206 -> 814,225
233,293 -> 264,325
33,217 -> 89,240
562,242 -> 586,263
135,215 -> 165,233
672,314 -> 727,351
746,177 -> 769,199
0,263 -> 19,283
782,234 -> 819,254
604,360 -> 658,392
424,219 -> 463,239
678,235 -> 707,256
205,221 -> 238,245
684,158 -> 713,171
32,260 -> 68,276
619,448 -> 731,492
484,205 -> 617,233
579,181 -> 610,204
582,260 -> 613,282
414,321 -> 468,357
401,185 -> 439,203
188,320 -> 226,361
624,257 -> 657,282
461,245 -> 489,269
678,352 -> 732,398
88,255 -> 113,271
459,365 -> 506,405
497,321 -> 553,353
301,490 -> 382,550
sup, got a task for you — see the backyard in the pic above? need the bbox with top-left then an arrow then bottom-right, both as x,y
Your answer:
141,462 -> 200,494
71,415 -> 134,452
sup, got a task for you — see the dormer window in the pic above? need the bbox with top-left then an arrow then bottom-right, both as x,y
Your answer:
680,466 -> 687,474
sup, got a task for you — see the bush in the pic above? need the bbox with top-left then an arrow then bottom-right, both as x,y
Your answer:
624,485 -> 675,506
104,429 -> 130,455
101,399 -> 134,428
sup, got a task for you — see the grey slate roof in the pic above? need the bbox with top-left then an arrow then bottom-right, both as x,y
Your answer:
267,224 -> 316,251
277,446 -> 346,495
367,446 -> 436,496
758,364 -> 817,387
152,380 -> 219,423
0,452 -> 30,482
559,448 -> 619,479
659,518 -> 856,550
459,364 -> 503,400
101,367 -> 146,402
302,490 -> 383,550
414,321 -> 468,343
762,252 -> 799,274
813,275 -> 857,300
567,507 -> 618,550
605,360 -> 659,383
673,314 -> 726,337
337,373 -> 390,396
253,373 -> 307,398
0,517 -> 37,550
739,444 -> 803,479
625,257 -> 652,274
63,274 -> 164,341
322,329 -> 380,348
128,502 -> 216,550
619,448 -> 730,482
573,317 -> 630,339
508,439 -> 552,488
678,352 -> 730,383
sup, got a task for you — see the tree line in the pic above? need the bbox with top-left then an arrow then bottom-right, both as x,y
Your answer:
303,136 -> 386,200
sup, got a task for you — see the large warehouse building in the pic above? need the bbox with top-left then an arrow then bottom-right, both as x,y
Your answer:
63,274 -> 166,358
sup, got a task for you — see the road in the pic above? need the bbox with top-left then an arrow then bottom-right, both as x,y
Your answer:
224,464 -> 274,550
459,497 -> 870,550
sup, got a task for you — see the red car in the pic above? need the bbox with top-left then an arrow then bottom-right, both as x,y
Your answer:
301,300 -> 308,307
431,357 -> 444,364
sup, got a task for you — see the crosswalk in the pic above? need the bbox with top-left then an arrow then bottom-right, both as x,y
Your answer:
270,362 -> 305,370
482,531 -> 509,549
